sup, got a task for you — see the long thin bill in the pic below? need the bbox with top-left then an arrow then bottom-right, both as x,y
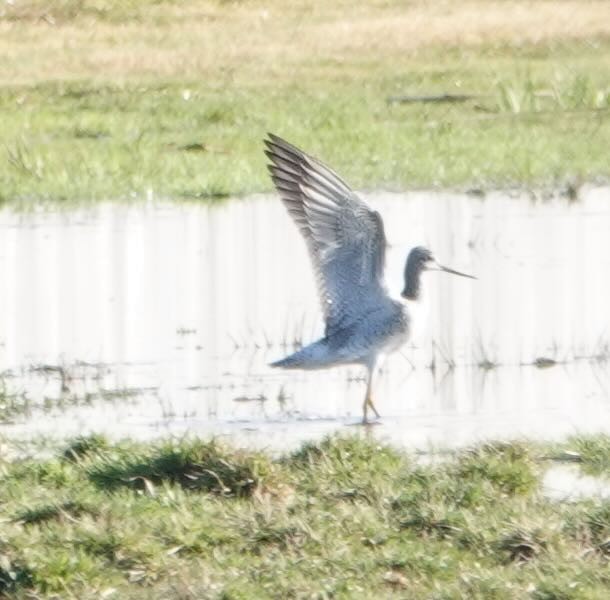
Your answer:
439,264 -> 477,279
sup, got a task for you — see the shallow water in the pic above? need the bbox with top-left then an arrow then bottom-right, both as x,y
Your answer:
543,465 -> 610,501
0,187 -> 609,451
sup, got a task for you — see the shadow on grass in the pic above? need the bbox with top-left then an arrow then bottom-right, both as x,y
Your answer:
14,500 -> 99,526
0,556 -> 33,596
62,434 -> 110,462
85,439 -> 274,497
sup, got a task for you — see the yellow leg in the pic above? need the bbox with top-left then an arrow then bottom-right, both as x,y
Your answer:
367,393 -> 380,419
361,362 -> 380,424
362,386 -> 380,423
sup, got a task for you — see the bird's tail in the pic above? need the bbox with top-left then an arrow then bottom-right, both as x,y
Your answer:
269,339 -> 333,370
269,354 -> 303,368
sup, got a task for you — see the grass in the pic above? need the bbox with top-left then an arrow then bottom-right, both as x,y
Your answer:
551,435 -> 610,478
1,1 -> 610,204
1,434 -> 609,598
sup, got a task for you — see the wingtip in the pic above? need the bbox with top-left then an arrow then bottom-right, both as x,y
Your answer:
264,132 -> 282,146
264,135 -> 284,157
264,133 -> 301,155
263,148 -> 277,163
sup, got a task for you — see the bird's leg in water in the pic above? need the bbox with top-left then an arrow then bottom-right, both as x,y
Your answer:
362,393 -> 369,423
362,366 -> 380,423
365,393 -> 380,422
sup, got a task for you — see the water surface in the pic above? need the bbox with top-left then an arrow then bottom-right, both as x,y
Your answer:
1,187 -> 609,451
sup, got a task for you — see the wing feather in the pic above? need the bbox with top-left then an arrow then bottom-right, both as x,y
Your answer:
265,134 -> 388,335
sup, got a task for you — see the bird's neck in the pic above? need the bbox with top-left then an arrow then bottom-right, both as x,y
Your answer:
403,265 -> 424,301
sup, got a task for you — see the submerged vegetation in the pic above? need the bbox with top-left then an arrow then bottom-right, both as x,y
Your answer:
1,434 -> 609,598
1,1 -> 610,204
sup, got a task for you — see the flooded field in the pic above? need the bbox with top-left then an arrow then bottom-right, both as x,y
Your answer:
1,187 -> 609,450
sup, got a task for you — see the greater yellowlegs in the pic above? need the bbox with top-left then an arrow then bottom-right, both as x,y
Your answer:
266,134 -> 475,422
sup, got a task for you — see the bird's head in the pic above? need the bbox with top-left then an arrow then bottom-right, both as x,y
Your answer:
401,246 -> 475,300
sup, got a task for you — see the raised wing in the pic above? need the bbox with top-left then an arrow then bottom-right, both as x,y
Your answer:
265,133 -> 388,336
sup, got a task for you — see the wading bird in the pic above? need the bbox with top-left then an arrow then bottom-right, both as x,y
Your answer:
266,134 -> 475,423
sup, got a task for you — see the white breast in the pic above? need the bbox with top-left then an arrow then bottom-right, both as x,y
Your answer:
404,298 -> 430,348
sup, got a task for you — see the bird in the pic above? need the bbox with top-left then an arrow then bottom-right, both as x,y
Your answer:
265,134 -> 475,423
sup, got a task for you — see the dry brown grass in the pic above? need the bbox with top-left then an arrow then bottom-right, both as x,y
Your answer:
1,0 -> 609,85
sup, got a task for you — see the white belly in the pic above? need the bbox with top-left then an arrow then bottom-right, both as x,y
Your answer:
380,328 -> 410,355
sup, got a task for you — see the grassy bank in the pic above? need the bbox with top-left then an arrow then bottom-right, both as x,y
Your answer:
1,434 -> 609,598
1,1 -> 610,204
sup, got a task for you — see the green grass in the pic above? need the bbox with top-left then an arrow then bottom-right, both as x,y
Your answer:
3,63 -> 610,206
552,435 -> 610,478
1,434 -> 609,598
1,0 -> 610,205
